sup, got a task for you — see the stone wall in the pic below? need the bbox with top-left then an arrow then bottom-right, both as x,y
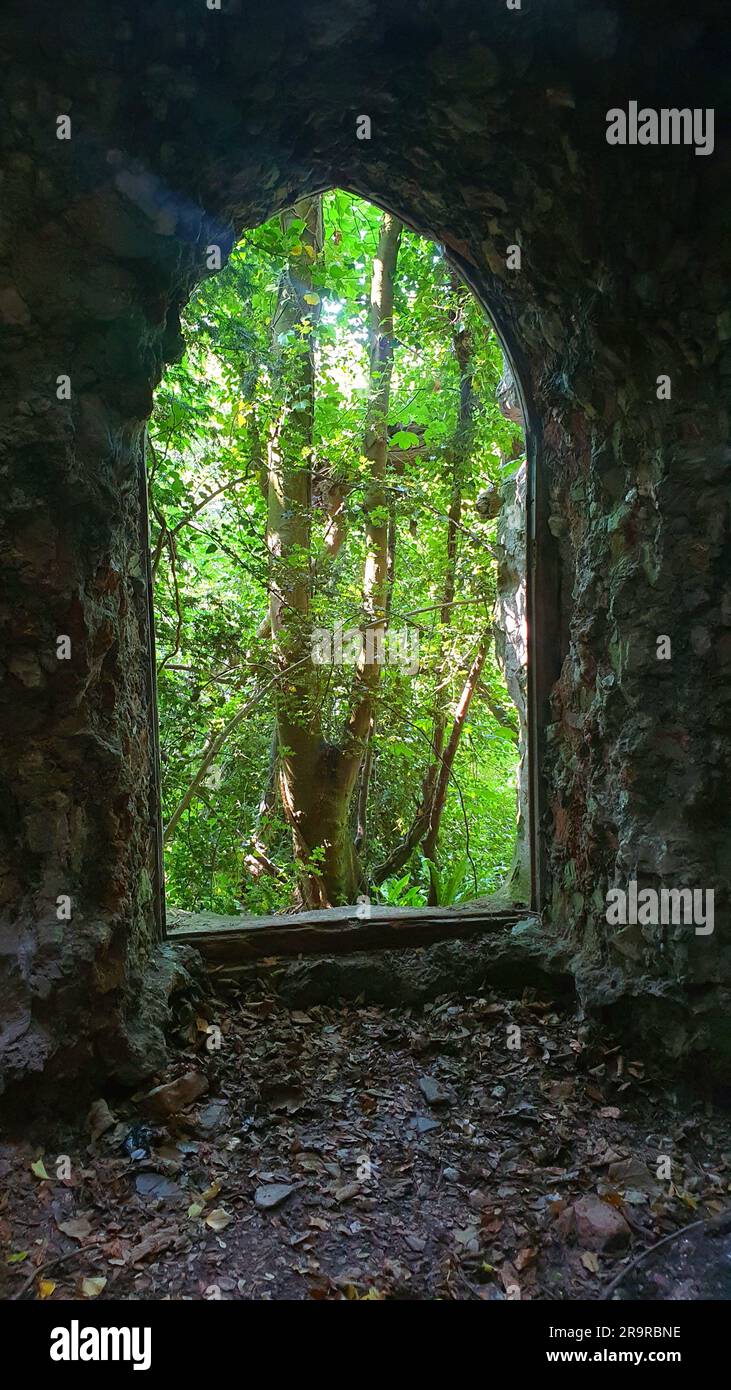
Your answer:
491,365 -> 530,905
496,462 -> 530,905
1,0 -> 729,1091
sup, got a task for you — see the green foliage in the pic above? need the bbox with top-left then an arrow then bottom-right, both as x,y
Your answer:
421,855 -> 473,907
150,190 -> 522,914
377,871 -> 426,909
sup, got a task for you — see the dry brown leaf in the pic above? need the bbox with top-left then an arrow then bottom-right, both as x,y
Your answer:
80,1276 -> 107,1298
205,1207 -> 234,1231
128,1227 -> 178,1265
333,1182 -> 361,1204
87,1099 -> 116,1141
57,1216 -> 93,1241
499,1261 -> 521,1299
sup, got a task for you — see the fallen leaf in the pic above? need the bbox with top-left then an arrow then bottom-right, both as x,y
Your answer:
480,1214 -> 504,1236
30,1159 -> 50,1181
80,1276 -> 107,1298
333,1182 -> 361,1204
547,1079 -> 575,1102
87,1099 -> 116,1141
205,1207 -> 234,1231
296,1153 -> 326,1175
254,1183 -> 295,1211
622,1188 -> 650,1206
139,1070 -> 208,1118
154,1145 -> 185,1164
57,1216 -> 93,1241
409,1115 -> 440,1134
264,1084 -> 304,1115
677,1190 -> 699,1210
581,1251 -> 600,1273
404,1234 -> 426,1253
38,1279 -> 57,1299
606,1156 -> 660,1194
128,1227 -> 178,1264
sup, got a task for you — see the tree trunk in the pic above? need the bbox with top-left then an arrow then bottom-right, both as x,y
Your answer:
243,727 -> 280,883
265,197 -> 334,902
344,212 -> 402,755
281,739 -> 364,906
354,729 -> 374,853
377,279 -> 480,887
355,462 -> 398,855
265,205 -> 402,907
422,630 -> 491,884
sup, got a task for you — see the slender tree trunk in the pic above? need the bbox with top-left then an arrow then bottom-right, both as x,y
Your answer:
322,479 -> 348,560
371,626 -> 492,892
422,630 -> 491,870
267,198 -> 363,906
420,453 -> 462,815
354,717 -> 374,853
265,205 -> 402,907
376,280 -> 479,888
243,727 -> 281,882
422,287 -> 479,862
341,213 -> 402,878
267,197 -> 320,656
345,212 -> 402,755
355,474 -> 398,855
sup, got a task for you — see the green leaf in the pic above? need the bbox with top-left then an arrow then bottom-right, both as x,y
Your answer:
390,430 -> 420,449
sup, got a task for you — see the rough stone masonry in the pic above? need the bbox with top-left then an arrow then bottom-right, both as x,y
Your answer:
0,0 -> 728,1095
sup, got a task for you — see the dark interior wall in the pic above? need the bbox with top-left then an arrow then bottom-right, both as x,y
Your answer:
0,0 -> 729,1091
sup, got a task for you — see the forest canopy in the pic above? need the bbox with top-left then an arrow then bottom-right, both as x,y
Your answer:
149,190 -> 524,917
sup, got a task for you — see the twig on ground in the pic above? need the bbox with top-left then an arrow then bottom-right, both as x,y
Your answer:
601,1215 -> 727,1301
11,1240 -> 106,1302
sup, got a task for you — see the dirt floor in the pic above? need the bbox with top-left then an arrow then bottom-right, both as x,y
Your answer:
1,968 -> 730,1302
